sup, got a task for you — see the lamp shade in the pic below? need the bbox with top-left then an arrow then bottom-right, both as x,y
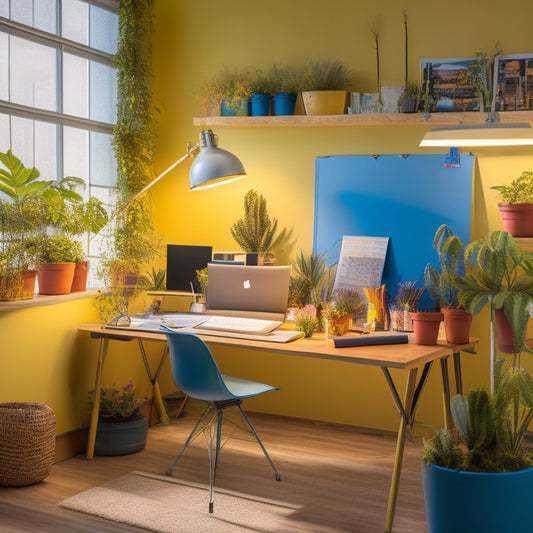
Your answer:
419,123 -> 533,147
190,130 -> 246,190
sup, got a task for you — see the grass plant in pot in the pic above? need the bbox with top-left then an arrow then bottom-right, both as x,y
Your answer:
423,224 -> 473,344
388,280 -> 425,332
492,171 -> 533,237
300,59 -> 352,115
89,381 -> 148,457
322,288 -> 364,337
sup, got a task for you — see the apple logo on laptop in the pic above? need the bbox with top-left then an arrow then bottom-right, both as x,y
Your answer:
243,279 -> 251,289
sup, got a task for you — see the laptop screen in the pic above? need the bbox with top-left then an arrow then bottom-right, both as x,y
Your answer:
206,264 -> 290,320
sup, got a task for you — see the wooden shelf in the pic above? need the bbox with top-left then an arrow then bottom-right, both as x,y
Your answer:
194,111 -> 533,128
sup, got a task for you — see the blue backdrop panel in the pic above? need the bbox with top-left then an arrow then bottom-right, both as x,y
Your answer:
313,154 -> 474,306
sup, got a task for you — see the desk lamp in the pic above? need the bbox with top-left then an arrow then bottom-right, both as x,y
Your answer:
419,123 -> 533,147
119,129 -> 246,214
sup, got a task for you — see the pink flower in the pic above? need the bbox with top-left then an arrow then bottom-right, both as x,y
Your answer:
122,380 -> 134,394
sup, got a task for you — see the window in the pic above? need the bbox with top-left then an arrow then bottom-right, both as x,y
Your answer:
0,0 -> 118,287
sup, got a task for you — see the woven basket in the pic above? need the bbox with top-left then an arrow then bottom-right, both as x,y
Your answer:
0,403 -> 56,486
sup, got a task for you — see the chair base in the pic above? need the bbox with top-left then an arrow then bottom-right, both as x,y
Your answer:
166,399 -> 280,512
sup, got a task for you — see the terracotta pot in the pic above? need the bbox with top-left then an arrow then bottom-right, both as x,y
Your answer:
494,308 -> 518,354
21,270 -> 37,299
409,312 -> 444,345
71,261 -> 89,292
497,202 -> 533,237
390,309 -> 414,332
37,263 -> 75,295
441,308 -> 473,345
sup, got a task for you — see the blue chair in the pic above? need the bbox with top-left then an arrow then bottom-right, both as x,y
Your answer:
162,328 -> 281,512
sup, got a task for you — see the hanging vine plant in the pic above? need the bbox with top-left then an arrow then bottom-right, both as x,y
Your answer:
97,0 -> 160,319
111,0 -> 160,278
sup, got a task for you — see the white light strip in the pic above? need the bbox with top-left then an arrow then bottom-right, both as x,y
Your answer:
419,123 -> 533,147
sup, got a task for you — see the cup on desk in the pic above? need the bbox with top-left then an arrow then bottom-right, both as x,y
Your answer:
189,302 -> 206,313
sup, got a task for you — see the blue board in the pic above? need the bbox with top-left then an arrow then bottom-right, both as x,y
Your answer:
313,154 -> 474,308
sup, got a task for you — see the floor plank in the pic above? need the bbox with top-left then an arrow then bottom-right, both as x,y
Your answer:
0,409 -> 428,532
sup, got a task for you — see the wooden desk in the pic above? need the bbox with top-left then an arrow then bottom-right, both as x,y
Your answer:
78,322 -> 477,533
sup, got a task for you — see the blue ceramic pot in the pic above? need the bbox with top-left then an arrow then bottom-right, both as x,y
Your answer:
272,92 -> 297,116
250,94 -> 271,116
422,461 -> 533,533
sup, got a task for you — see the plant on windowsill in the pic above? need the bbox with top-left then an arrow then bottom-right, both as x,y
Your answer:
89,381 -> 148,457
491,170 -> 533,237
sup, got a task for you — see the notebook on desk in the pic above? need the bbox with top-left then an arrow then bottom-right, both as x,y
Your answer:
206,263 -> 291,322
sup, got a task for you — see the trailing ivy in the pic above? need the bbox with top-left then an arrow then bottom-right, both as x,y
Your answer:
111,0 -> 160,275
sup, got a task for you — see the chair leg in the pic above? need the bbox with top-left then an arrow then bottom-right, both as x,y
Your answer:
237,405 -> 281,481
166,406 -> 217,476
208,409 -> 224,513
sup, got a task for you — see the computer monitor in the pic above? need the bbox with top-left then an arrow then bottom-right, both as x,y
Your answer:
166,244 -> 212,292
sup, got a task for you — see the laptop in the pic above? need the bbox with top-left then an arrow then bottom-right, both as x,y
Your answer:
205,263 -> 290,322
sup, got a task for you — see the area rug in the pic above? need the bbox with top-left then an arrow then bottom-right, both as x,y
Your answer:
59,471 -> 299,532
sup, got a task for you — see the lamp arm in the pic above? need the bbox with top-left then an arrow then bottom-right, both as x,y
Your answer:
114,141 -> 201,216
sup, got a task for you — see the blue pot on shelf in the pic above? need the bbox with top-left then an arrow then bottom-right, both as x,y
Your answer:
422,461 -> 533,533
220,99 -> 248,116
272,92 -> 297,115
250,94 -> 271,116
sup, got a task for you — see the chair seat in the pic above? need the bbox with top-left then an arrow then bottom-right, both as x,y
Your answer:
221,374 -> 279,400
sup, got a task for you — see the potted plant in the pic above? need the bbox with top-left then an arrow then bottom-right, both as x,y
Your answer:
294,305 -> 320,338
491,170 -> 533,237
200,66 -> 252,116
454,230 -> 533,361
89,381 -> 148,456
409,308 -> 444,345
322,288 -> 364,336
248,68 -> 274,117
398,81 -> 421,113
230,189 -> 279,265
388,280 -> 425,331
423,224 -> 473,344
421,358 -> 533,533
268,63 -> 302,116
300,59 -> 352,115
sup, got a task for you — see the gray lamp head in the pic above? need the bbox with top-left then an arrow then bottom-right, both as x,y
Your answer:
189,130 -> 246,190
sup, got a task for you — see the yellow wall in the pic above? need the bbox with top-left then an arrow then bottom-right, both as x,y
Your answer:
2,0 -> 533,438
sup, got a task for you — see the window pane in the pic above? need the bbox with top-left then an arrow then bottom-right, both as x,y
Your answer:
0,113 -> 9,151
64,126 -> 88,187
10,115 -> 35,167
34,0 -> 57,34
90,4 -> 118,55
0,32 -> 7,101
62,0 -> 88,45
89,60 -> 116,123
0,0 -> 7,18
11,0 -> 32,26
10,36 -> 57,111
90,131 -> 116,187
63,53 -> 88,118
34,121 -> 57,180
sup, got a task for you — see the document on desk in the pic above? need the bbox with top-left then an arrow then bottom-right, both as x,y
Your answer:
106,314 -> 209,332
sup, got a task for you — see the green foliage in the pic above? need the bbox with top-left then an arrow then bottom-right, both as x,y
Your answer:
90,381 -> 141,421
301,59 -> 352,91
492,171 -> 533,204
454,230 -> 533,354
294,307 -> 319,337
322,289 -> 364,323
423,360 -> 533,473
458,52 -> 490,111
137,267 -> 166,290
200,67 -> 253,114
268,63 -> 303,94
37,235 -> 85,264
230,189 -> 278,253
111,0 -> 160,277
423,224 -> 465,308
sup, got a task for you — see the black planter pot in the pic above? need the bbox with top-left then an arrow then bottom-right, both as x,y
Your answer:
94,414 -> 147,456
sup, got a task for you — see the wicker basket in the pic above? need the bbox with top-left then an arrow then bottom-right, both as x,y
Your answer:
0,402 -> 56,486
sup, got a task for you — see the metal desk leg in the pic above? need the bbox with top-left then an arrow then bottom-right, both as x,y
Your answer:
382,362 -> 433,533
86,337 -> 109,460
440,356 -> 453,430
453,350 -> 463,395
137,339 -> 170,424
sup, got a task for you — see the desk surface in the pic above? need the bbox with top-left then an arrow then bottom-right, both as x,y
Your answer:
78,323 -> 477,370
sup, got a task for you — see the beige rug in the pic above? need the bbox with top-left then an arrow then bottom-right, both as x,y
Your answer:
59,471 -> 299,532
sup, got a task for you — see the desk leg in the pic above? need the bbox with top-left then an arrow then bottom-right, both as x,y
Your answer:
137,339 -> 170,425
86,337 -> 108,460
440,357 -> 452,430
453,351 -> 463,395
383,362 -> 433,533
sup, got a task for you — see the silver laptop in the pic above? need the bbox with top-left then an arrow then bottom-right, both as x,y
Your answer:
206,263 -> 290,321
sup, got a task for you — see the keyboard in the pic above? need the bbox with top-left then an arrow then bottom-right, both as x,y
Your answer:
193,315 -> 283,335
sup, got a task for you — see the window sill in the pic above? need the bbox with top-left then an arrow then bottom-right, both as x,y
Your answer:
0,289 -> 98,311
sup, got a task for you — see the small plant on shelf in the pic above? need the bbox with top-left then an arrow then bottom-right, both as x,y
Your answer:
491,171 -> 533,204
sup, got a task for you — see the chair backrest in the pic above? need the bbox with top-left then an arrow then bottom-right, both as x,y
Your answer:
164,330 -> 235,402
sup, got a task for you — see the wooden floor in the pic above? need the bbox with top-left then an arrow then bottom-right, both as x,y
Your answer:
0,408 -> 428,533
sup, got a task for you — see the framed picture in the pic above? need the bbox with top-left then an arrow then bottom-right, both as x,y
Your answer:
492,53 -> 533,111
421,57 -> 484,112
